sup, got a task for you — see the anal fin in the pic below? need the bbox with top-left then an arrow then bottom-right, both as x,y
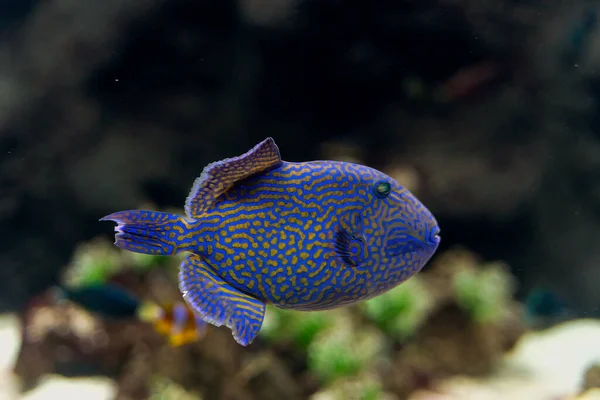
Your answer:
178,254 -> 266,346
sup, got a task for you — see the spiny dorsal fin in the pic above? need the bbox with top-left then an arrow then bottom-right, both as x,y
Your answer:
184,137 -> 282,219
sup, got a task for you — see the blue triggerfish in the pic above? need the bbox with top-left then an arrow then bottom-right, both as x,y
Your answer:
53,284 -> 207,347
101,137 -> 441,346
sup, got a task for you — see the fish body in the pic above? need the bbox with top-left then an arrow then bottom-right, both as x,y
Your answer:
101,137 -> 440,346
525,287 -> 567,319
54,284 -> 206,347
523,286 -> 572,330
182,160 -> 438,310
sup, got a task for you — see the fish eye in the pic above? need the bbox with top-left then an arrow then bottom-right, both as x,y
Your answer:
373,181 -> 391,198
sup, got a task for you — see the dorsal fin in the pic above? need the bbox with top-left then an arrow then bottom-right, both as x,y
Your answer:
184,137 -> 282,219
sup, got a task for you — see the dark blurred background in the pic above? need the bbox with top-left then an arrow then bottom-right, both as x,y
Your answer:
0,0 -> 599,321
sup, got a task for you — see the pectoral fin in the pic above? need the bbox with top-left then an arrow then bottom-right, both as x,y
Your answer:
334,211 -> 368,268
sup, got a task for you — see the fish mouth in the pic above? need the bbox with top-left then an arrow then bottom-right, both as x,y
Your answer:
429,225 -> 441,244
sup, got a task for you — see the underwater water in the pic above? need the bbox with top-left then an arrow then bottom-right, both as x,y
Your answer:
1,1 -> 600,399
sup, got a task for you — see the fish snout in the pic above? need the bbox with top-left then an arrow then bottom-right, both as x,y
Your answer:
428,224 -> 441,245
422,208 -> 440,246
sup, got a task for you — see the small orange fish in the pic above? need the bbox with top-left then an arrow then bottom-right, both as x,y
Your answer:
138,301 -> 207,347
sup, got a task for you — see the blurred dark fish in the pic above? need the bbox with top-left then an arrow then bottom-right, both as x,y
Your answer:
436,61 -> 501,102
523,286 -> 572,329
100,137 -> 441,346
402,61 -> 504,104
52,283 -> 206,347
52,284 -> 140,319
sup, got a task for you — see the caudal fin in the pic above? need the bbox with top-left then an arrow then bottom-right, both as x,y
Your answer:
100,210 -> 188,255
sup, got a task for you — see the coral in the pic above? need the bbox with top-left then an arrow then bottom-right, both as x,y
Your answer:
361,275 -> 434,342
12,236 -> 525,399
378,248 -> 525,397
260,306 -> 334,350
307,311 -> 385,384
452,261 -> 515,324
62,238 -> 123,288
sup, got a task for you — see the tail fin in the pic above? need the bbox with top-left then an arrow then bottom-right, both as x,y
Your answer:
100,210 -> 189,255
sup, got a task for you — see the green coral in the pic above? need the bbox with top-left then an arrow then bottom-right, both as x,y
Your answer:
126,252 -> 167,270
124,250 -> 180,272
360,276 -> 432,341
307,313 -> 384,383
261,305 -> 386,387
453,261 -> 514,324
63,239 -> 123,288
260,306 -> 334,350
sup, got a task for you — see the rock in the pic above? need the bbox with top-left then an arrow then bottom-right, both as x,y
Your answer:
408,319 -> 600,400
0,313 -> 21,400
503,319 -> 600,397
20,375 -> 116,400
